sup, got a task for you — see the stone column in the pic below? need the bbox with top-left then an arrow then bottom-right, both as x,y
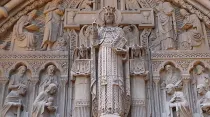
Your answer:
28,78 -> 39,117
71,60 -> 91,117
0,78 -> 8,110
73,74 -> 90,117
59,77 -> 68,117
182,75 -> 191,107
153,76 -> 161,117
0,0 -> 24,18
131,74 -> 147,117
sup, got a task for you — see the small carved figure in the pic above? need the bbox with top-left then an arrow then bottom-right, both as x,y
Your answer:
169,91 -> 192,117
74,44 -> 90,59
155,0 -> 176,50
179,9 -> 204,50
11,10 -> 38,51
163,65 -> 180,86
123,25 -> 139,47
56,37 -> 67,51
1,65 -> 29,117
32,83 -> 57,117
125,0 -> 141,10
41,0 -> 64,51
194,65 -> 210,88
131,44 -> 144,59
197,85 -> 210,116
39,65 -> 58,92
1,85 -> 27,117
8,65 -> 29,91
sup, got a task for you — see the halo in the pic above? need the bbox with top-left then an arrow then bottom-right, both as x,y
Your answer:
96,7 -> 122,26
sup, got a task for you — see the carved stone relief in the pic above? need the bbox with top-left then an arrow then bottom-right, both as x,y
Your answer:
2,0 -> 210,117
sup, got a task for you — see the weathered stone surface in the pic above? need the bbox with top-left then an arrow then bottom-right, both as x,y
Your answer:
1,0 -> 210,117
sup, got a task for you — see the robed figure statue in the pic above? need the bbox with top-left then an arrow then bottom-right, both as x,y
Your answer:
91,6 -> 130,117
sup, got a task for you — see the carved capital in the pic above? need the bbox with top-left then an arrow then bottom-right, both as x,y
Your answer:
182,74 -> 191,83
153,76 -> 160,85
130,59 -> 148,77
0,77 -> 8,84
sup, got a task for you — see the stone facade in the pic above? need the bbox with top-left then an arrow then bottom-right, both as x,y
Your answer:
0,0 -> 210,117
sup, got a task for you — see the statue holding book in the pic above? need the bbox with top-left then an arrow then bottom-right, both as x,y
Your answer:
92,6 -> 130,117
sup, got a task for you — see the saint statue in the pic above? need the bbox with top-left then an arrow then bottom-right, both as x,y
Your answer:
194,65 -> 210,88
92,6 -> 130,117
169,91 -> 192,117
41,0 -> 64,51
11,10 -> 38,51
1,65 -> 29,117
179,9 -> 204,50
32,83 -> 57,117
39,65 -> 58,92
155,0 -> 176,50
163,65 -> 180,86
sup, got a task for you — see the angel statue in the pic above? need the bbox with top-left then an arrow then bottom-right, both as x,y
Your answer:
91,6 -> 131,117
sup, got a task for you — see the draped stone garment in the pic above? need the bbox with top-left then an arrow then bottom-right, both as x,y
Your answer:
180,14 -> 204,49
156,2 -> 175,50
39,75 -> 58,93
32,91 -> 51,117
170,91 -> 192,117
97,27 -> 128,116
1,90 -> 21,117
12,15 -> 35,50
41,2 -> 63,48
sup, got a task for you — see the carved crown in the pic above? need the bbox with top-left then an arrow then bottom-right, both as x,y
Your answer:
103,6 -> 116,14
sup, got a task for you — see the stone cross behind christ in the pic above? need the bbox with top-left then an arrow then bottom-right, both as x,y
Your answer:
64,1 -> 155,30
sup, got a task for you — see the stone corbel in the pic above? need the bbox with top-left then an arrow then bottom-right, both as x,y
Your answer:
129,59 -> 149,80
0,0 -> 24,19
71,59 -> 91,77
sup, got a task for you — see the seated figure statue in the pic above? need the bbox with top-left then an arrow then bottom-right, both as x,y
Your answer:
179,9 -> 204,50
11,10 -> 39,51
